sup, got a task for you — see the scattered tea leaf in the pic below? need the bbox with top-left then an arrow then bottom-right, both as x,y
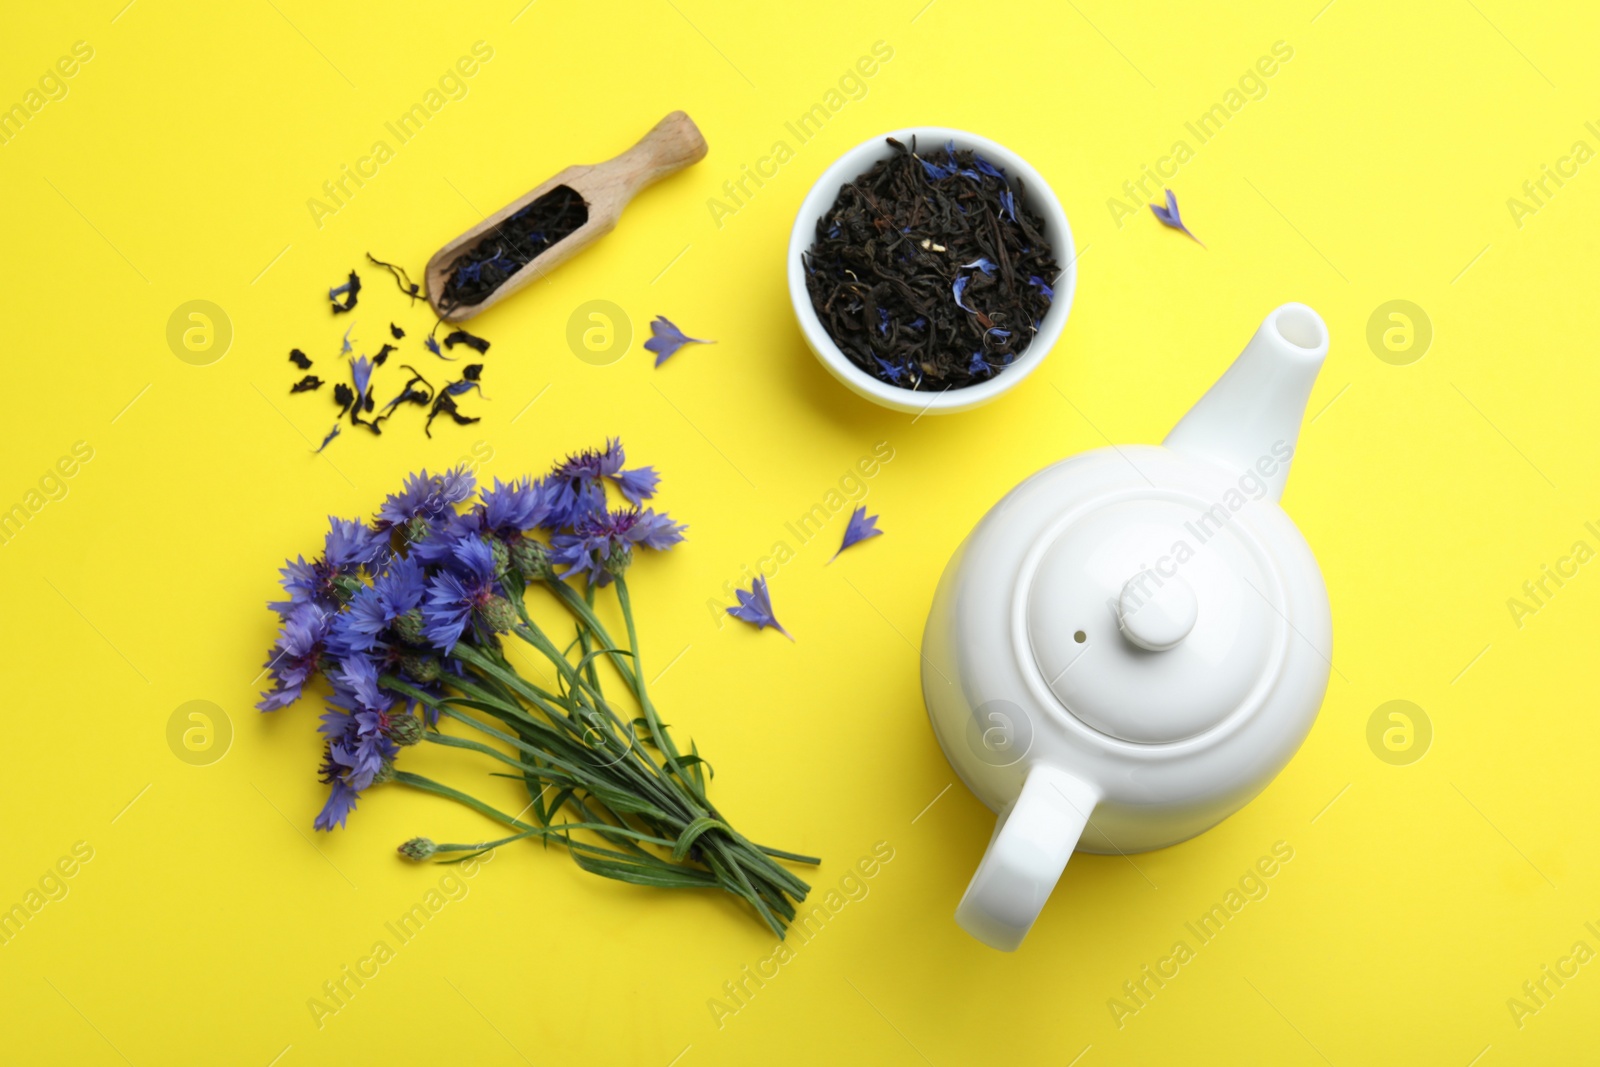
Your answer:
291,374 -> 324,393
438,185 -> 589,315
373,343 -> 397,367
444,329 -> 490,354
366,253 -> 423,302
425,393 -> 479,437
802,137 -> 1057,391
289,348 -> 313,370
329,270 -> 361,313
390,322 -> 405,340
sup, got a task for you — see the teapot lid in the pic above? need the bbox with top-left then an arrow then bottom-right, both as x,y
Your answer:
1023,491 -> 1288,744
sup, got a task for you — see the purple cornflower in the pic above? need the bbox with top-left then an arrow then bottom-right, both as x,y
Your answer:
476,477 -> 552,537
544,439 -> 625,527
727,576 -> 792,640
257,602 -> 333,711
333,555 -> 427,654
271,517 -> 386,615
314,701 -> 398,831
421,537 -> 503,651
830,506 -> 883,562
551,507 -> 686,587
542,439 -> 659,523
376,467 -> 476,531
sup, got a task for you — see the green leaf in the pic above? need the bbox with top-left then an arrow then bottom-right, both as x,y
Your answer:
671,816 -> 730,861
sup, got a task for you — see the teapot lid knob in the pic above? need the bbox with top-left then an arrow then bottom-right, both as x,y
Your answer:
1117,573 -> 1198,652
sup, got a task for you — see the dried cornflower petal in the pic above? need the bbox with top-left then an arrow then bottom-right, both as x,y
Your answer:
830,506 -> 883,562
644,315 -> 713,367
727,576 -> 792,640
1150,188 -> 1204,247
329,270 -> 361,313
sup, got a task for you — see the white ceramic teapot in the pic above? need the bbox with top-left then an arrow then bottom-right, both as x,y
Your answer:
922,303 -> 1332,951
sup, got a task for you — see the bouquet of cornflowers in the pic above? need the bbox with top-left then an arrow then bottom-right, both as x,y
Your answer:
257,440 -> 817,936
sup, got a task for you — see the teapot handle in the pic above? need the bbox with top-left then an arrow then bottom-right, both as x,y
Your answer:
955,764 -> 1099,951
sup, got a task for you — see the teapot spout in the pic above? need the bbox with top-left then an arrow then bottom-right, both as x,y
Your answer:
1163,303 -> 1328,502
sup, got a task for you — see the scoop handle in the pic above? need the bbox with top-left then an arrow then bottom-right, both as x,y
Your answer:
603,111 -> 708,201
955,764 -> 1098,951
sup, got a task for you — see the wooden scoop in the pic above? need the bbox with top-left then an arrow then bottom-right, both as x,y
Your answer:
424,111 -> 708,322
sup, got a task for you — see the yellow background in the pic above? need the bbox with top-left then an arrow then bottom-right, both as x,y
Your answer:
2,0 -> 1597,1063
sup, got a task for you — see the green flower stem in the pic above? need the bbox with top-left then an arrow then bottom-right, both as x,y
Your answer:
384,566 -> 816,935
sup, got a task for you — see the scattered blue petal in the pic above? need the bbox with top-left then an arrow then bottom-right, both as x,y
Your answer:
1029,275 -> 1055,300
425,336 -> 444,357
727,575 -> 792,639
316,424 -> 341,452
999,189 -> 1017,221
830,506 -> 883,562
340,327 -> 354,355
875,356 -> 906,383
1150,188 -> 1205,247
961,257 -> 996,274
974,154 -> 1006,179
952,275 -> 974,314
612,466 -> 660,506
968,352 -> 992,378
876,307 -> 891,336
644,315 -> 713,367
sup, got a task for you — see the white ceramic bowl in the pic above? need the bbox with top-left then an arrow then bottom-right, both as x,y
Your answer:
787,127 -> 1076,415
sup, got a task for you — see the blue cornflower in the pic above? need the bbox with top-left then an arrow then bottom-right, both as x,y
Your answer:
272,517 -> 386,615
377,467 -> 476,531
408,513 -> 478,568
830,506 -> 884,562
314,702 -> 399,831
554,439 -> 625,481
421,537 -> 503,651
544,439 -> 661,526
336,555 -> 427,653
551,507 -> 686,587
727,576 -> 792,640
330,653 -> 388,713
257,602 -> 332,711
478,477 -> 551,537
968,351 -> 992,379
